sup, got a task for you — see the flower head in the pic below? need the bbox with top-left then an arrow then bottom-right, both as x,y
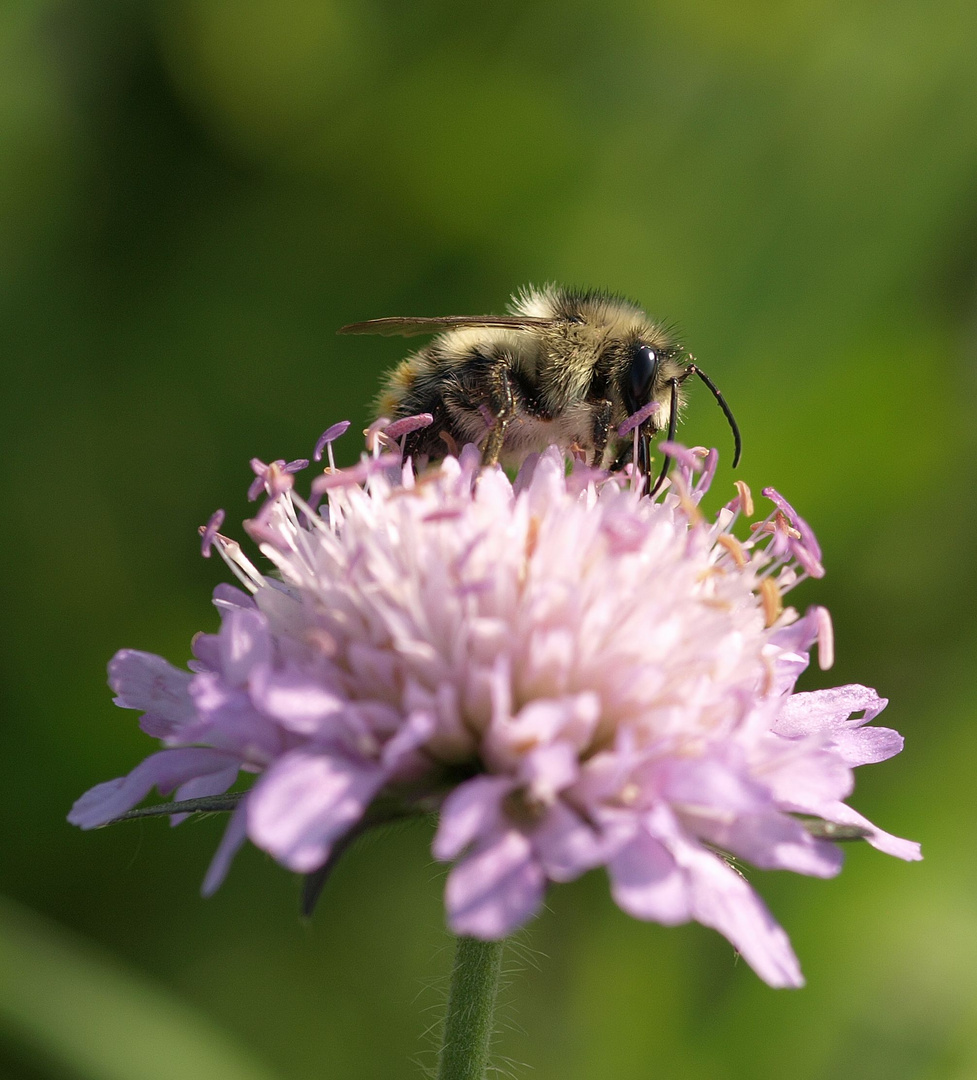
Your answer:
70,426 -> 919,987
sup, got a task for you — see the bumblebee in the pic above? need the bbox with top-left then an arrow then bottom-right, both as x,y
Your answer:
339,284 -> 740,491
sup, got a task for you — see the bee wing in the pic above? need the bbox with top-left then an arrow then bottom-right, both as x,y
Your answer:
337,315 -> 561,338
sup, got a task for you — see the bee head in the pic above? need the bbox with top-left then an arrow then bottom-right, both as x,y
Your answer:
624,344 -> 662,418
621,341 -> 687,424
615,342 -> 671,482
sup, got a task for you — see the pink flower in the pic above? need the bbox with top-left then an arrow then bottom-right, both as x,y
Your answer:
69,429 -> 920,987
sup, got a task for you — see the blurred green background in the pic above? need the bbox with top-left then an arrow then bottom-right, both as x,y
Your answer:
1,0 -> 975,1077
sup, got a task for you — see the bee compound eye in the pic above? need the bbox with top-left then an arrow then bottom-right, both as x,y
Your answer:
627,345 -> 659,411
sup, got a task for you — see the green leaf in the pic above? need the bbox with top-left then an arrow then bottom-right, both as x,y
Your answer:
0,895 -> 284,1080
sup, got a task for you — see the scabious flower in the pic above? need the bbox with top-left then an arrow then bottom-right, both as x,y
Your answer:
69,422 -> 920,987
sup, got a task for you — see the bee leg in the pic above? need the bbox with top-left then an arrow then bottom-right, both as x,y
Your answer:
480,364 -> 517,467
590,399 -> 613,468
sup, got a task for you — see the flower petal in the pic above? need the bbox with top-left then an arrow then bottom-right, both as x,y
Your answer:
444,830 -> 546,939
187,673 -> 280,759
520,743 -> 579,803
532,800 -> 609,881
107,650 -> 193,736
671,835 -> 804,988
433,776 -> 513,861
249,664 -> 345,734
218,608 -> 272,688
380,709 -> 436,769
817,801 -> 922,861
247,750 -> 385,872
609,830 -> 691,924
201,800 -> 249,896
171,764 -> 240,825
68,748 -> 239,828
776,686 -> 902,765
73,427 -> 917,971
694,810 -> 844,878
763,743 -> 855,809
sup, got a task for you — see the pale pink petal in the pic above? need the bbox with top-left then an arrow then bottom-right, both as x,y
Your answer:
186,673 -> 281,759
249,664 -> 344,734
776,684 -> 887,728
380,710 -> 436,769
672,837 -> 804,988
776,686 -> 902,765
189,632 -> 220,674
171,764 -> 240,825
107,650 -> 193,735
405,678 -> 477,759
531,801 -> 610,881
68,748 -> 239,828
693,811 -> 844,878
654,756 -> 769,814
520,743 -> 578,803
201,800 -> 249,896
247,750 -> 385,872
502,694 -> 600,753
211,582 -> 257,611
817,802 -> 922,861
763,745 -> 854,808
433,776 -> 513,861
609,831 -> 691,924
218,608 -> 272,687
445,831 -> 546,939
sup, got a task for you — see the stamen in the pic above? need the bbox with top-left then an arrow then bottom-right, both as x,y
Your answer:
248,459 -> 306,502
207,532 -> 265,592
716,533 -> 748,568
525,515 -> 541,560
760,577 -> 783,627
733,480 -> 754,517
311,454 -> 401,495
289,491 -> 333,534
648,381 -> 680,497
199,509 -> 225,558
694,448 -> 719,497
619,782 -> 640,805
422,508 -> 465,523
384,413 -> 434,440
761,487 -> 823,562
658,441 -> 704,473
313,421 -> 351,463
248,459 -> 271,502
305,627 -> 338,657
364,417 -> 391,454
670,473 -> 704,525
815,606 -> 835,670
774,513 -> 802,540
618,400 -> 659,437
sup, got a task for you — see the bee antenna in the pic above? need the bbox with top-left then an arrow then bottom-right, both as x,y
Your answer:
648,379 -> 679,497
686,363 -> 742,467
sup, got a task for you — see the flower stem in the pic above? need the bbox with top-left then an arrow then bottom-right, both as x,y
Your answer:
436,936 -> 506,1080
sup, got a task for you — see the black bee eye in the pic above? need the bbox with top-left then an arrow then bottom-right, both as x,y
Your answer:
626,345 -> 659,412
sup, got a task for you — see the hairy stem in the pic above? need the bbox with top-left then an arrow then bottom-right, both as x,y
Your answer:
436,936 -> 506,1080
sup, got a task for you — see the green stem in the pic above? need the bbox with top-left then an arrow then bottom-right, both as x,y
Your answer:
436,936 -> 506,1080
